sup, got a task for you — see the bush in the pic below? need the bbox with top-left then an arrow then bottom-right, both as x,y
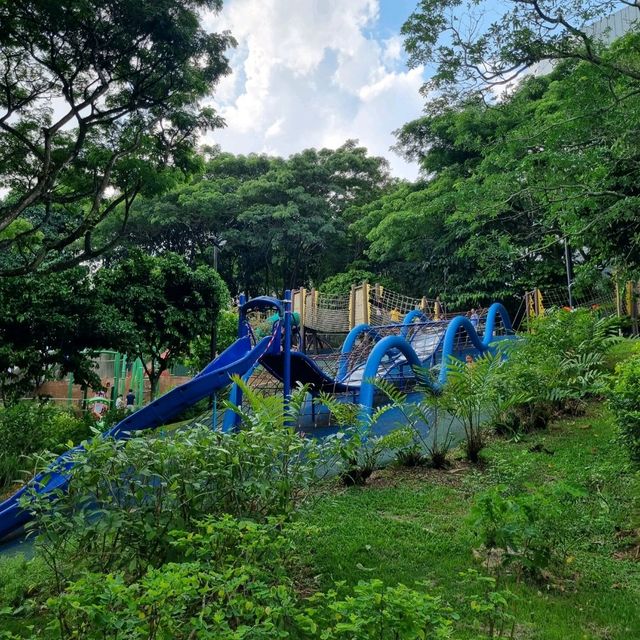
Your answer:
470,483 -> 586,581
43,517 -> 306,640
0,402 -> 92,489
609,354 -> 640,462
316,394 -> 402,485
306,579 -> 456,639
28,383 -> 327,582
490,309 -> 619,434
34,517 -> 457,640
0,555 -> 51,608
443,353 -> 505,462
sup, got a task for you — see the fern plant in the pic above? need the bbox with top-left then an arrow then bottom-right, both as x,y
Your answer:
315,392 -> 398,485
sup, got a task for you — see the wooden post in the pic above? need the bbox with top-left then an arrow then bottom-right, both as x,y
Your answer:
525,291 -> 531,331
310,287 -> 317,329
533,288 -> 540,317
362,281 -> 370,325
349,284 -> 356,330
299,287 -> 306,352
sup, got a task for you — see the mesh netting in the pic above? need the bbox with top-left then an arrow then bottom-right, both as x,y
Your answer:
304,291 -> 351,333
525,284 -> 618,317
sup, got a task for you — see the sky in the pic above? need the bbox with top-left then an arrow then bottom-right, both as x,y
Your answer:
200,0 -> 426,179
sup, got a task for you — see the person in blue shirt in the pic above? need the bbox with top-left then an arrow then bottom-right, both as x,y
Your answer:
470,308 -> 479,329
126,389 -> 136,411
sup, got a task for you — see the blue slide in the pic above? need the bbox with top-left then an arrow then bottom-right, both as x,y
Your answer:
0,331 -> 277,542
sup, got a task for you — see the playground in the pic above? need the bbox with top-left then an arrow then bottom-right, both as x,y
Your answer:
2,1 -> 640,636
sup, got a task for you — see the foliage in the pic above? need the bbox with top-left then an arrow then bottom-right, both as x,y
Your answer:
0,555 -> 51,609
0,0 -> 234,275
115,142 -> 392,295
492,309 -> 620,433
12,517 -> 458,640
0,401 -> 92,489
470,483 -> 587,581
28,382 -> 325,583
442,353 -> 504,462
95,251 -> 229,398
187,308 -> 239,372
306,579 -> 456,639
0,267 -> 121,403
319,269 -> 395,295
353,33 -> 640,304
40,517 -> 307,640
375,376 -> 455,469
609,354 -> 640,462
316,393 -> 399,485
459,570 -> 517,639
401,1 -> 639,103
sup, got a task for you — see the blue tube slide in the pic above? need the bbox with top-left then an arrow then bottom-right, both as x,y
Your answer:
0,333 -> 275,542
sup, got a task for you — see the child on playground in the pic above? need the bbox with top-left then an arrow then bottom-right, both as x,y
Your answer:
126,388 -> 136,411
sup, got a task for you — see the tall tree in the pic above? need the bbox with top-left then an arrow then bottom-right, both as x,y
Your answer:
402,0 -> 639,104
113,142 -> 392,295
96,251 -> 229,398
0,267 -> 121,404
0,0 -> 235,275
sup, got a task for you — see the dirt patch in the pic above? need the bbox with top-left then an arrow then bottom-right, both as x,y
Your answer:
363,459 -> 474,490
0,484 -> 20,502
613,529 -> 640,562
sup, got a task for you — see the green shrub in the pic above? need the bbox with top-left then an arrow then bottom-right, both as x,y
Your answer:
491,309 -> 619,434
28,516 -> 457,640
443,353 -> 505,462
0,402 -> 91,488
306,579 -> 456,639
0,555 -> 52,608
29,383 -> 327,581
470,483 -> 586,581
43,517 -> 306,640
316,394 -> 402,485
609,354 -> 640,462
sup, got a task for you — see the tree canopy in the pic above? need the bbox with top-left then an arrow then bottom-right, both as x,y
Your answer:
95,251 -> 229,398
0,0 -> 235,276
402,0 -> 639,104
115,141 -> 393,296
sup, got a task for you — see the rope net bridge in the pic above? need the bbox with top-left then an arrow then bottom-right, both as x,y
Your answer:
524,284 -> 619,321
292,283 -> 471,353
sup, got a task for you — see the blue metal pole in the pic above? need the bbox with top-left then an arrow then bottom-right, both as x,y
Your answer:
232,293 -> 247,429
283,289 -> 292,414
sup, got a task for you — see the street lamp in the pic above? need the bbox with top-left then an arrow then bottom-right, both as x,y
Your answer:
212,237 -> 227,272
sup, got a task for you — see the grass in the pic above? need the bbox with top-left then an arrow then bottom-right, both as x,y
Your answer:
301,404 -> 640,639
604,337 -> 639,370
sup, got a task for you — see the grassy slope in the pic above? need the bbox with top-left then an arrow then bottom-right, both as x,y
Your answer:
302,405 -> 640,639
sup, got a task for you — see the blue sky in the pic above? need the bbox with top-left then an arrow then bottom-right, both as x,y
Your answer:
201,0 -> 431,178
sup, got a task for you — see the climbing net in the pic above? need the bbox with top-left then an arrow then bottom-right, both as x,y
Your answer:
526,284 -> 618,318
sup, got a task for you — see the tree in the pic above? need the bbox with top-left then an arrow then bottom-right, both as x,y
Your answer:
96,251 -> 229,398
0,0 -> 235,276
112,142 -> 392,295
358,34 -> 640,307
0,267 -> 120,404
402,0 -> 639,103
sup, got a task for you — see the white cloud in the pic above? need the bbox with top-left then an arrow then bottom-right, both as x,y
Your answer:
201,0 -> 423,179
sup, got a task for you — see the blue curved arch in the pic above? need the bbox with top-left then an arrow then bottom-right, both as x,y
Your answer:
400,309 -> 431,338
437,302 -> 515,386
483,302 -> 514,342
357,302 -> 517,419
337,323 -> 387,381
358,336 -> 432,422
